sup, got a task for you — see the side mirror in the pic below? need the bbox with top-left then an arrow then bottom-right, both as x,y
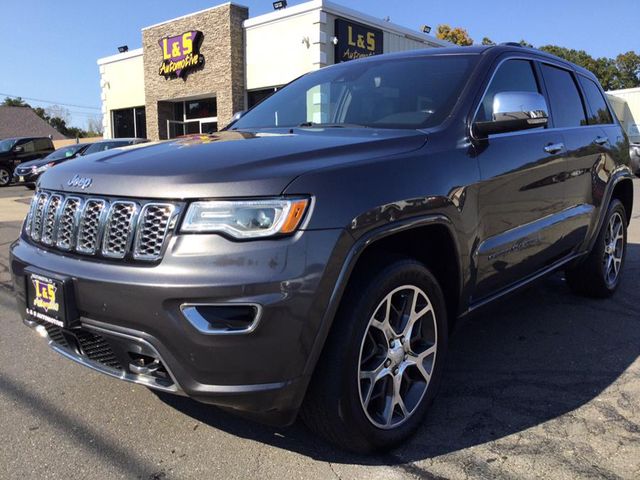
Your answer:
474,91 -> 549,137
12,145 -> 23,153
231,110 -> 247,122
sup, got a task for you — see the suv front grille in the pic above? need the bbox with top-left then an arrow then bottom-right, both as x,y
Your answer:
26,190 -> 179,262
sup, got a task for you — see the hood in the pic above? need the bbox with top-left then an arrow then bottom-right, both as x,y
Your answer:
18,158 -> 54,169
38,129 -> 427,199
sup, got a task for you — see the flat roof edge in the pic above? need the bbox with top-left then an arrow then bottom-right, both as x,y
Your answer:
142,2 -> 248,31
244,0 -> 451,47
97,48 -> 144,65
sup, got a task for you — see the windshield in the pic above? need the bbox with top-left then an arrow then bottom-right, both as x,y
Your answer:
0,139 -> 17,152
82,141 -> 128,155
233,55 -> 478,130
45,145 -> 83,160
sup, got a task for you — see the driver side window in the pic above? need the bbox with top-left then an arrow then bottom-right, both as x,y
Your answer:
477,59 -> 540,122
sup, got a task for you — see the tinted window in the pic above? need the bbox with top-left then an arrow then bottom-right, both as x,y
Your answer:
185,99 -> 217,119
477,59 -> 540,122
579,76 -> 613,125
34,138 -> 52,151
83,141 -> 129,155
19,140 -> 35,153
113,108 -> 135,138
541,64 -> 587,128
135,108 -> 147,138
233,55 -> 478,130
46,145 -> 83,160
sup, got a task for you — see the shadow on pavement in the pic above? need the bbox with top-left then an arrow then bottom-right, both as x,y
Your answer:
156,243 -> 640,466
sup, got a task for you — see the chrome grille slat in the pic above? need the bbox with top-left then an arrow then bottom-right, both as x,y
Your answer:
134,203 -> 176,261
40,194 -> 63,246
76,199 -> 108,255
24,190 -> 176,262
56,197 -> 82,251
30,192 -> 50,242
102,201 -> 138,259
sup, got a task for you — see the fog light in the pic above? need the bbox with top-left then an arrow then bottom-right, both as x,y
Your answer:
180,304 -> 261,334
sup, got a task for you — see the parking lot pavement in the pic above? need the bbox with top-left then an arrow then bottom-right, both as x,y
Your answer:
0,181 -> 638,480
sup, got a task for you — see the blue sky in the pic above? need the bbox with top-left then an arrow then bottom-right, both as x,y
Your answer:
2,0 -> 637,129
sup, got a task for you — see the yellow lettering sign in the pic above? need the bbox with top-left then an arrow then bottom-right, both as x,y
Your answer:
367,32 -> 376,51
348,26 -> 356,47
182,32 -> 193,56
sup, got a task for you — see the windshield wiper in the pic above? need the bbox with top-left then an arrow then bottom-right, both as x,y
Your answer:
297,122 -> 369,128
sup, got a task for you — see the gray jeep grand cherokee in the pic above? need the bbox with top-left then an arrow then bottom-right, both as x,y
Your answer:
10,45 -> 634,452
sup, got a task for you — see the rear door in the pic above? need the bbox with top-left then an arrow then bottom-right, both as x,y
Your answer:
538,64 -> 604,250
472,57 -> 570,301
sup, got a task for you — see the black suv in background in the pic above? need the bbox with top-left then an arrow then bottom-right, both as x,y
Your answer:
0,136 -> 54,186
10,45 -> 634,452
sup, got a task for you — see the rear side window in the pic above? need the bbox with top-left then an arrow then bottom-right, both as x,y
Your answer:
19,140 -> 35,153
541,64 -> 587,128
34,138 -> 52,150
579,76 -> 614,125
477,59 -> 540,122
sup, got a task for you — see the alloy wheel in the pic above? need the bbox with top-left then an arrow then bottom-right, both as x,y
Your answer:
0,169 -> 10,186
602,211 -> 624,287
357,285 -> 437,430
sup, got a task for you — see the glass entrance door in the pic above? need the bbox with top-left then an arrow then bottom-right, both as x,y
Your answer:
167,98 -> 218,139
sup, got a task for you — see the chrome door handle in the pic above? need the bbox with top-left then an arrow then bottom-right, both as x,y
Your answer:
544,143 -> 564,154
594,136 -> 608,145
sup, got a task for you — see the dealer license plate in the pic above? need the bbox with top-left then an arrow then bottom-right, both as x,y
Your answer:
26,273 -> 67,328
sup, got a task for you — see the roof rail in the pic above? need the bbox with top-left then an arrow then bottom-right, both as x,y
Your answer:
500,42 -> 524,47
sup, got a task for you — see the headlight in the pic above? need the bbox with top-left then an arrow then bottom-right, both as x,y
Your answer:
181,198 -> 310,239
34,162 -> 55,174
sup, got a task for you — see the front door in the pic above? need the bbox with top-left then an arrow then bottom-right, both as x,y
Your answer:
472,58 -> 572,301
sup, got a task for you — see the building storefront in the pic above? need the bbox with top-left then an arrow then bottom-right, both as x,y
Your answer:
98,0 -> 449,140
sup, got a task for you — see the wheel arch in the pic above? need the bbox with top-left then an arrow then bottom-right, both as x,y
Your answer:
611,177 -> 633,224
302,215 -> 463,383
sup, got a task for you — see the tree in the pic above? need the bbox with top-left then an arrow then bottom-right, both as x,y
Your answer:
45,104 -> 70,124
436,24 -> 473,46
481,37 -> 496,46
1,96 -> 29,107
614,51 -> 640,89
87,116 -> 104,136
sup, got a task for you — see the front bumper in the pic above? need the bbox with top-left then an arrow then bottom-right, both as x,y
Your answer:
11,228 -> 352,424
13,170 -> 39,184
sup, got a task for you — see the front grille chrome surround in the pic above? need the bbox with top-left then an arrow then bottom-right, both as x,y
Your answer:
26,190 -> 179,262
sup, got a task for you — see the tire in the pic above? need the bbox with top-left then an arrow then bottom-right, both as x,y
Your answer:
0,167 -> 12,187
26,184 -> 36,190
301,258 -> 448,453
566,199 -> 628,298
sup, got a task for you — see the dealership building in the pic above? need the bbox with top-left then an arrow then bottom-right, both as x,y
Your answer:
97,0 -> 449,140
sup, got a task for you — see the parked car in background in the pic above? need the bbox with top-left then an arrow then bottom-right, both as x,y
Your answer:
630,143 -> 640,176
13,143 -> 90,189
80,138 -> 148,156
0,137 -> 54,186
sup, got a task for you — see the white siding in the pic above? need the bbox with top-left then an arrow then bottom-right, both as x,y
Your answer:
98,51 -> 145,139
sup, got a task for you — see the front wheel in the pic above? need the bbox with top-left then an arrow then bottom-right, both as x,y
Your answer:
302,259 -> 448,452
566,199 -> 628,297
0,167 -> 12,187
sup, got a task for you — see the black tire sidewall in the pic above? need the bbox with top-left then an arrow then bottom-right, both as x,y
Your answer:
336,260 -> 448,450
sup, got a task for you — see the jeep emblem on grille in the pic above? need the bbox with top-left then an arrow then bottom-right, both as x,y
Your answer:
67,175 -> 93,190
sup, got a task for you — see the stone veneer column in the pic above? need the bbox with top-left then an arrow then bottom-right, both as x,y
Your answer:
142,4 -> 249,140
